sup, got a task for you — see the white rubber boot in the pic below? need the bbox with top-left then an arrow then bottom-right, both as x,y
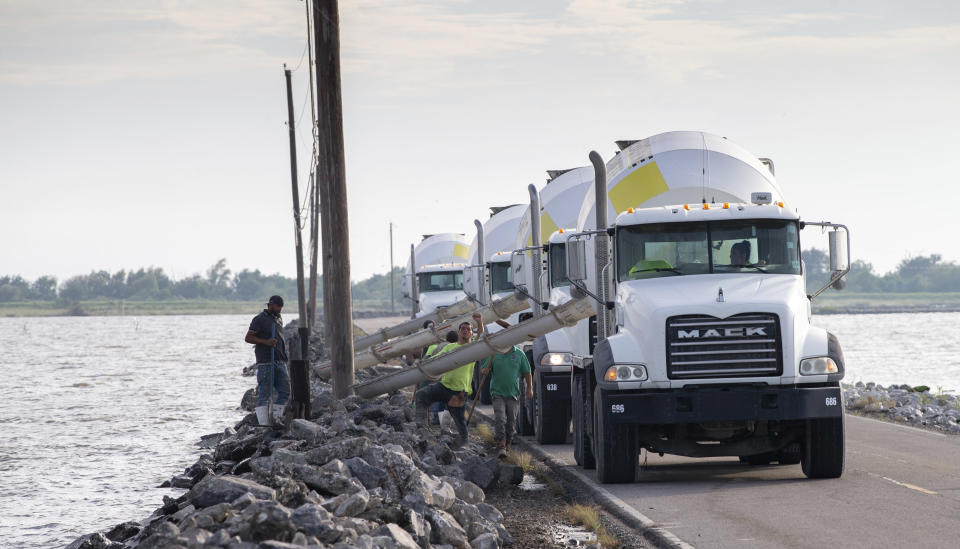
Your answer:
272,404 -> 287,424
255,406 -> 272,426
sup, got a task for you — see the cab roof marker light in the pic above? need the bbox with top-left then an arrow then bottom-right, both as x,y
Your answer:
627,208 -> 634,214
703,203 -> 710,210
777,201 -> 784,208
683,204 -> 690,211
723,202 -> 730,209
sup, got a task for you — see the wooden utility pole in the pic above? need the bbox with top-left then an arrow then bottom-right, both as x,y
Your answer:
305,0 -> 321,328
314,0 -> 354,398
284,66 -> 311,419
389,222 -> 395,314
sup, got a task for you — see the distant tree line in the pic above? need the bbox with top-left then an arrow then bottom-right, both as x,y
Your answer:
4,254 -> 958,306
0,260 -> 409,309
802,250 -> 960,293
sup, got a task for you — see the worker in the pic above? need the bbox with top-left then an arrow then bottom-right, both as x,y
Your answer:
416,329 -> 459,425
415,312 -> 484,446
479,331 -> 532,456
244,295 -> 290,426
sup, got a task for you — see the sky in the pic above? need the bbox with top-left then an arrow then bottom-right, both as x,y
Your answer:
2,0 -> 959,284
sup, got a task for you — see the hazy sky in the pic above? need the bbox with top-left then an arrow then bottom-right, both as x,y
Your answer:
2,0 -> 958,284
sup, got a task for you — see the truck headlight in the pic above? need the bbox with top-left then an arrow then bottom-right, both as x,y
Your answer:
799,357 -> 839,375
604,364 -> 648,381
541,352 -> 582,367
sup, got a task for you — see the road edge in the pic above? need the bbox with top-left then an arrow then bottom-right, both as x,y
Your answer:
473,409 -> 695,549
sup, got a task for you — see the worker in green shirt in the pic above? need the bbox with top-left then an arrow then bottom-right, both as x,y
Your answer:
479,342 -> 532,455
415,313 -> 484,446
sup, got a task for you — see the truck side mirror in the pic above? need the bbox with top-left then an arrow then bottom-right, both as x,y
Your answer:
511,252 -> 527,290
566,239 -> 588,283
828,230 -> 848,271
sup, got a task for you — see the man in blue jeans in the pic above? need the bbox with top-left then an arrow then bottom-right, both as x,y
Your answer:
245,295 -> 290,426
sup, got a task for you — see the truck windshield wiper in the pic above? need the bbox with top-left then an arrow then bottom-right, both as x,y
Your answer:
738,265 -> 768,273
634,267 -> 684,276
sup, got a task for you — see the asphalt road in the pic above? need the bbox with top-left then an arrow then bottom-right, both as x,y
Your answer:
517,413 -> 960,548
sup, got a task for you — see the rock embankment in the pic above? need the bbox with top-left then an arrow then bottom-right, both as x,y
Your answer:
844,381 -> 960,434
68,375 -> 522,549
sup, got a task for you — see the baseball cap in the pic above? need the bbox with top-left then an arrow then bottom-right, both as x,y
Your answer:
268,295 -> 284,306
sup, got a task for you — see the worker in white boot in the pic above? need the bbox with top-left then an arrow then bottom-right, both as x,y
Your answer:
244,295 -> 290,426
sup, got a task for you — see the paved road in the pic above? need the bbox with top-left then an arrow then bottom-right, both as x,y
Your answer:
511,414 -> 960,548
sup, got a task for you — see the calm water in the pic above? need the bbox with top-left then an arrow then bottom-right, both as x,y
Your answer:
0,312 -> 958,548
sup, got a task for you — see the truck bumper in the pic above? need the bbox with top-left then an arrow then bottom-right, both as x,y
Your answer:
600,385 -> 843,425
538,371 -> 571,403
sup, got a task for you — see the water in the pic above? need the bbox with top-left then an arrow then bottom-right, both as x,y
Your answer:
0,312 -> 958,547
0,315 -> 254,548
815,312 -> 960,392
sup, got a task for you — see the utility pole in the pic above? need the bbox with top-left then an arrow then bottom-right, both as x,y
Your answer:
305,0 -> 320,329
284,66 -> 311,419
389,222 -> 395,314
314,0 -> 354,398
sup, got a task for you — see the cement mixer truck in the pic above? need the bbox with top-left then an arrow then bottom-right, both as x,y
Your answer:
554,131 -> 849,483
401,233 -> 470,318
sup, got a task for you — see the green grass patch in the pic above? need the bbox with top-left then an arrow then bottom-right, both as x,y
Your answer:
474,423 -> 496,445
564,504 -> 619,548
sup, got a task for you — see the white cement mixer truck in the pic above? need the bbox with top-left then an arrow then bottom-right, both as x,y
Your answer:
401,233 -> 470,318
555,131 -> 849,483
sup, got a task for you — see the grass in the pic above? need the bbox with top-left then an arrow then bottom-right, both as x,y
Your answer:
504,451 -> 533,473
564,504 -> 620,548
474,423 -> 496,445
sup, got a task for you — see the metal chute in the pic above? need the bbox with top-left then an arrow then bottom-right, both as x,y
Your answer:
353,296 -> 596,399
314,293 -> 531,380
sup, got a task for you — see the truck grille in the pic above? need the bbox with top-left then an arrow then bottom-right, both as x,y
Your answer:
666,313 -> 782,379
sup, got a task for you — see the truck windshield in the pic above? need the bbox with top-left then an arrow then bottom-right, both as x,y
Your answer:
617,220 -> 801,281
489,262 -> 514,293
549,243 -> 569,288
418,271 -> 464,292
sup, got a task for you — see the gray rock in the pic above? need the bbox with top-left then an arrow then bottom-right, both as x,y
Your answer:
180,526 -> 213,545
428,509 -> 470,549
374,523 -> 419,549
291,463 -> 364,496
407,472 -> 455,510
474,503 -> 503,524
404,508 -> 432,543
470,532 -> 498,549
307,437 -> 372,466
345,457 -> 389,490
290,419 -> 325,441
496,464 -> 523,486
449,501 -> 497,540
321,458 -> 353,477
240,500 -> 296,542
335,489 -> 371,517
274,447 -> 309,466
259,541 -> 304,549
441,477 -> 484,505
188,475 -> 276,508
104,521 -> 140,542
460,457 -> 499,490
65,533 -> 114,549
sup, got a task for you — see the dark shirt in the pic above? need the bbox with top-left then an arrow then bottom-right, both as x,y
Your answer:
249,310 -> 288,364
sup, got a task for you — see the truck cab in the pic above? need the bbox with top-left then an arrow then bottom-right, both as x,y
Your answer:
571,201 -> 848,483
415,263 -> 467,317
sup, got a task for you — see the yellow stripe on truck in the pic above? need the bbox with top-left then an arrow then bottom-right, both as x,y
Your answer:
540,211 -> 559,245
453,243 -> 469,259
608,161 -> 669,214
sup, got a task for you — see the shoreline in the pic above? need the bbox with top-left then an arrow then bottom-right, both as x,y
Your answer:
842,382 -> 960,435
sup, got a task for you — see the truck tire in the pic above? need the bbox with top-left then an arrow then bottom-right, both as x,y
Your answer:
572,373 -> 595,469
594,386 -> 637,483
517,376 -> 535,436
802,414 -> 845,479
536,371 -> 570,444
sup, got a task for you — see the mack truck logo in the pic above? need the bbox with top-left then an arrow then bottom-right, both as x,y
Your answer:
677,327 -> 767,339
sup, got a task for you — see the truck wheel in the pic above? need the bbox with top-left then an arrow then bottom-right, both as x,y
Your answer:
802,414 -> 845,479
594,386 -> 637,483
517,376 -> 535,436
536,371 -> 570,444
572,373 -> 595,469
